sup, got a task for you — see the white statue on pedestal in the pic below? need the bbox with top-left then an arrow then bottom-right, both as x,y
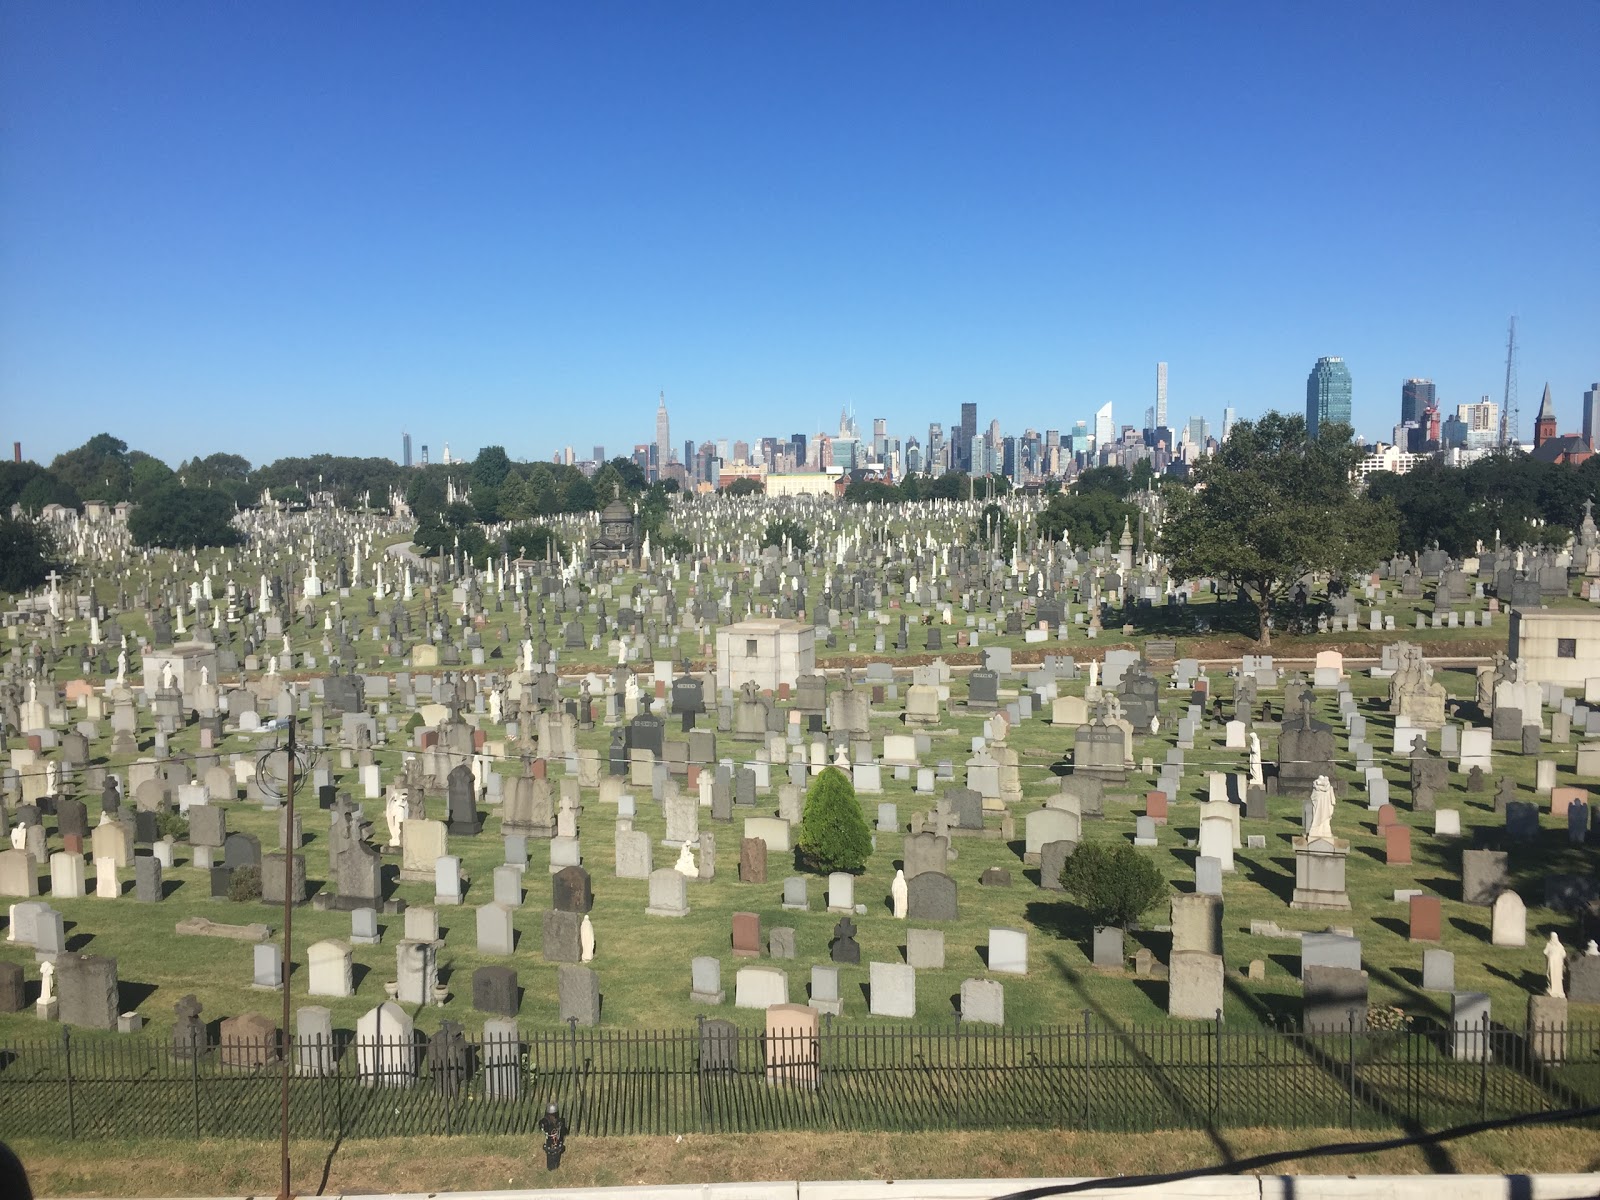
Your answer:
1248,732 -> 1264,789
1546,932 -> 1567,999
386,788 -> 408,847
890,868 -> 908,919
674,842 -> 697,878
9,825 -> 25,851
116,649 -> 127,686
1304,775 -> 1336,840
580,914 -> 595,962
161,661 -> 176,691
38,960 -> 54,1005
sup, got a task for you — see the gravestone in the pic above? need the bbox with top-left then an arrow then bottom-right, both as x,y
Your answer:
905,871 -> 957,921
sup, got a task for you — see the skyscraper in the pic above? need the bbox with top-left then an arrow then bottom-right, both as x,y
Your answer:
654,392 -> 670,479
1094,402 -> 1114,448
1401,379 -> 1435,426
1583,383 -> 1600,451
1306,357 -> 1353,438
958,403 -> 977,472
402,431 -> 412,468
1156,362 -> 1168,429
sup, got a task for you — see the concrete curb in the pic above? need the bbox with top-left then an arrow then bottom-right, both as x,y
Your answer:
76,1175 -> 1600,1200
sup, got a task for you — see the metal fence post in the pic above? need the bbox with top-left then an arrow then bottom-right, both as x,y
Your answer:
192,1031 -> 202,1138
1347,1009 -> 1357,1130
1479,1012 -> 1490,1120
334,1034 -> 345,1138
62,1026 -> 76,1140
1081,1009 -> 1092,1128
1212,1009 -> 1222,1120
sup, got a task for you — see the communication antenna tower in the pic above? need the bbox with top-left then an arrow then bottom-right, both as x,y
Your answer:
1500,316 -> 1519,449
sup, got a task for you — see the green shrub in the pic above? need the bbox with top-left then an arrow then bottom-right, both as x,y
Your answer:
1058,840 -> 1167,929
228,865 -> 262,902
155,810 -> 189,842
796,766 -> 872,874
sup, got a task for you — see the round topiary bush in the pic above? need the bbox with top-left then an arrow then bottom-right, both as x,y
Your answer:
1058,840 -> 1167,930
795,766 -> 872,874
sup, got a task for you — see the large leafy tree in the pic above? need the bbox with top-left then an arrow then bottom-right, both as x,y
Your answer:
1037,490 -> 1136,547
50,433 -> 132,503
796,766 -> 872,874
127,483 -> 242,549
1158,412 -> 1396,646
0,513 -> 59,593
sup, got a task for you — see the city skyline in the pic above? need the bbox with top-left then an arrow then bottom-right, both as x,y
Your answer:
2,4 -> 1596,466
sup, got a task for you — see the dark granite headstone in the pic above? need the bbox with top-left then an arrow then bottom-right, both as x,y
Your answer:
551,865 -> 593,914
906,871 -> 958,921
472,965 -> 519,1016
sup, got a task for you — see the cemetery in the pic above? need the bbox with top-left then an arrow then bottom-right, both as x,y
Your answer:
2,487 -> 1600,1142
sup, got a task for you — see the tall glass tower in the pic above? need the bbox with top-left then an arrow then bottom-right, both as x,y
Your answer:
1306,357 -> 1353,438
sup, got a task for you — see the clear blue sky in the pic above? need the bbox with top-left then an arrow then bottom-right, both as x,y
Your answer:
2,2 -> 1596,469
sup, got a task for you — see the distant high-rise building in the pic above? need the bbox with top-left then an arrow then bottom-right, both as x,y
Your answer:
654,392 -> 670,478
420,444 -> 429,465
957,403 -> 977,472
402,431 -> 412,468
1156,362 -> 1168,429
791,433 -> 807,466
1583,383 -> 1600,450
1221,407 -> 1236,442
1401,379 -> 1435,426
1306,357 -> 1353,438
593,445 -> 605,463
1094,402 -> 1114,448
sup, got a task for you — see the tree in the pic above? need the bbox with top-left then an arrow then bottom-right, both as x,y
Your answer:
1058,840 -> 1168,930
1037,491 -> 1135,547
0,513 -> 58,593
501,522 -> 566,561
607,456 -> 648,492
842,480 -> 901,504
50,433 -> 132,502
725,477 -> 764,497
1157,412 -> 1396,646
796,766 -> 872,873
761,518 -> 811,554
127,483 -> 242,549
471,445 -> 512,491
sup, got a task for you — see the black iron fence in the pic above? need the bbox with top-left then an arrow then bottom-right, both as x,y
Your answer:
2,1015 -> 1598,1140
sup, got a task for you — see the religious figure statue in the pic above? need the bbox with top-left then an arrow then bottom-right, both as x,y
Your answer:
673,842 -> 697,878
890,868 -> 909,919
1304,775 -> 1337,840
199,665 -> 209,687
115,649 -> 127,686
1546,932 -> 1567,999
44,760 -> 59,797
1248,732 -> 1264,789
580,914 -> 595,962
161,660 -> 176,691
385,787 -> 409,847
9,824 -> 26,851
38,960 -> 54,1005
